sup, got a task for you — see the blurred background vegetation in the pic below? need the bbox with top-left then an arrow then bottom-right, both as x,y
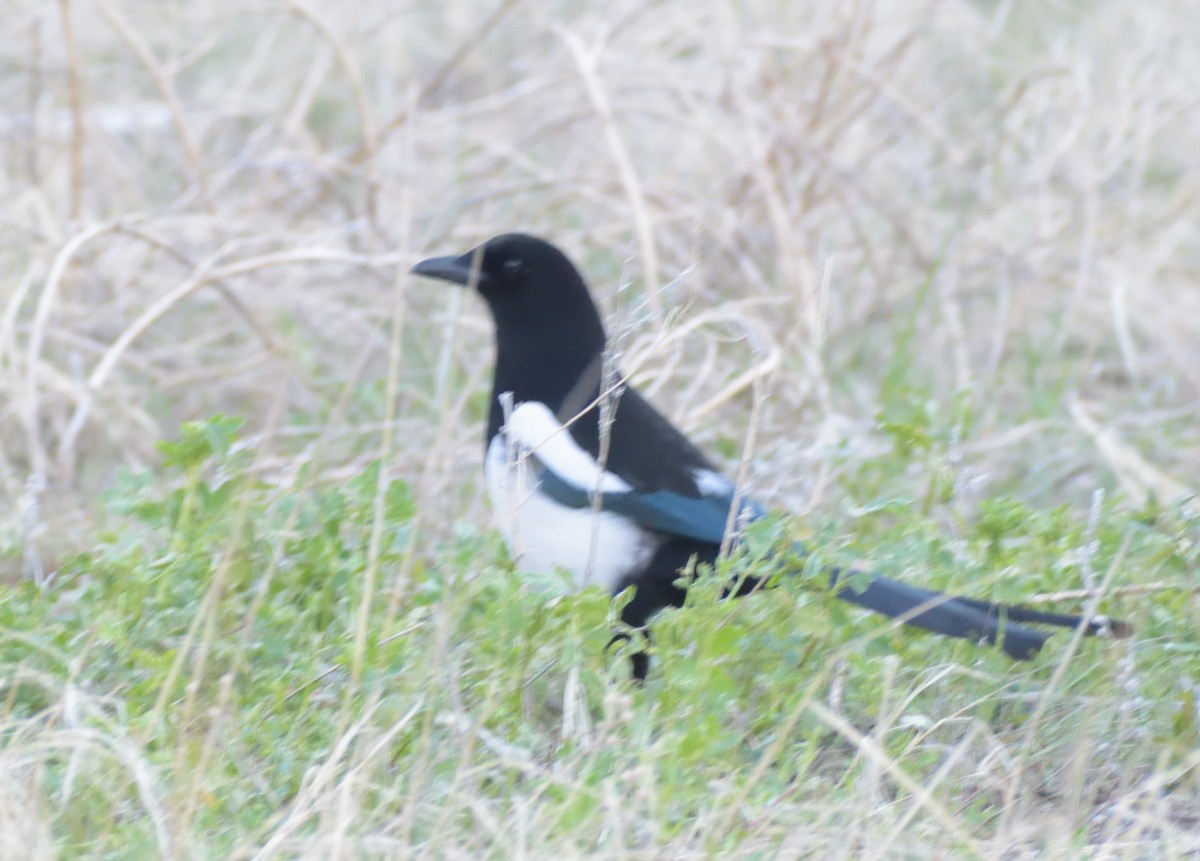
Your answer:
0,1 -> 1197,857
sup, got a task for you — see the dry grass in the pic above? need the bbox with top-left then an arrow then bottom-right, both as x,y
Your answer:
1,0 -> 1198,857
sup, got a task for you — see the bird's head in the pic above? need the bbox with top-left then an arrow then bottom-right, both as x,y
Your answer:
411,233 -> 590,309
411,233 -> 609,410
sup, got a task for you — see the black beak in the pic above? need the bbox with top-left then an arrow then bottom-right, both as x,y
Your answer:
411,250 -> 488,289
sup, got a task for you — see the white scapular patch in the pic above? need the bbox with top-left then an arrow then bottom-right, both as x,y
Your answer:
505,402 -> 632,493
484,401 -> 653,592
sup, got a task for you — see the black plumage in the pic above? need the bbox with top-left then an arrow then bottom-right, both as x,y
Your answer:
413,233 -> 1128,679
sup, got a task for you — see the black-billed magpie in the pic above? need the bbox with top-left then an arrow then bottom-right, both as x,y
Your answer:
412,233 -> 1128,679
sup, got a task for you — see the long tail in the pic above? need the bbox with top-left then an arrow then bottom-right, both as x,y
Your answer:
827,566 -> 1131,658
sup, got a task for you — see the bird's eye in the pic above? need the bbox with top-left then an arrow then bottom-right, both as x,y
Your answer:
502,258 -> 526,278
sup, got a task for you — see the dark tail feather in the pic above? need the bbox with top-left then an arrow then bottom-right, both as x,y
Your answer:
826,567 -> 1129,659
937,592 -> 1133,638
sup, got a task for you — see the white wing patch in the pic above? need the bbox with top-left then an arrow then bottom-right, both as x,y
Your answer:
693,468 -> 734,498
484,401 -> 652,593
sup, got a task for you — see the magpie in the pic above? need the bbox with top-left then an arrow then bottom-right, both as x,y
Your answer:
412,233 -> 1128,679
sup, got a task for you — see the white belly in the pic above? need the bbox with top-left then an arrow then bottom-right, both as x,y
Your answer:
484,434 -> 652,592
